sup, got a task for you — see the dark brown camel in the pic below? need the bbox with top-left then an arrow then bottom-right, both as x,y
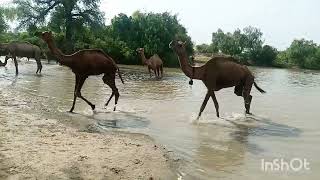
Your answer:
169,40 -> 265,118
0,42 -> 44,74
39,31 -> 124,112
136,48 -> 163,78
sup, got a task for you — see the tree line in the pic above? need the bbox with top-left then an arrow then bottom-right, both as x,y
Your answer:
0,0 -> 193,67
196,27 -> 320,70
0,0 -> 320,69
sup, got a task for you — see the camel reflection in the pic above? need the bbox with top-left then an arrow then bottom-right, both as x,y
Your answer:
189,115 -> 301,178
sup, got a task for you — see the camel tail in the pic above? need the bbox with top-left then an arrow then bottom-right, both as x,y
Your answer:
117,66 -> 124,84
254,82 -> 266,93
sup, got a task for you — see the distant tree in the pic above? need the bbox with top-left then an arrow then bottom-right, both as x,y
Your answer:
286,39 -> 318,68
14,0 -> 104,52
109,11 -> 193,66
255,45 -> 278,66
243,26 -> 264,61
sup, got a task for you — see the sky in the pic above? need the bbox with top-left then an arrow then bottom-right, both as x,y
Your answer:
1,0 -> 320,50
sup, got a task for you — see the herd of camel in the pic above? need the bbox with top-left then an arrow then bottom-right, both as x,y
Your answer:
0,31 -> 266,118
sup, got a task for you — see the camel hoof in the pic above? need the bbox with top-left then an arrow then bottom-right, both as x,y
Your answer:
91,105 -> 96,110
69,109 -> 74,113
113,105 -> 116,111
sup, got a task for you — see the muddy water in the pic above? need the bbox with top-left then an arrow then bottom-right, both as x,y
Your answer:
0,58 -> 320,180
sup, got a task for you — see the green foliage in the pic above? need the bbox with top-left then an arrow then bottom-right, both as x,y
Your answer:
0,9 -> 6,33
256,45 -> 278,66
107,11 -> 193,66
195,43 -> 218,54
209,26 -> 267,64
276,39 -> 320,69
14,0 -> 104,52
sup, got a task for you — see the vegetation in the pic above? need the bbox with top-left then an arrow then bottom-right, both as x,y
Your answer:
1,0 -> 193,67
196,27 -> 277,66
196,27 -> 320,70
0,1 -> 319,69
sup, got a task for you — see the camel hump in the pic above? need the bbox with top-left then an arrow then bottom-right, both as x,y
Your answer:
152,54 -> 160,58
209,56 -> 240,64
150,54 -> 163,64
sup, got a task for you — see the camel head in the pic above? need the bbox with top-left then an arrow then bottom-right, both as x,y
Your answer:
136,48 -> 144,54
40,31 -> 54,43
136,48 -> 150,65
169,40 -> 187,55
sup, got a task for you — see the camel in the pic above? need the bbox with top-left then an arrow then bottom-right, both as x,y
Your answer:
136,48 -> 163,78
169,40 -> 266,118
39,31 -> 124,112
0,42 -> 44,74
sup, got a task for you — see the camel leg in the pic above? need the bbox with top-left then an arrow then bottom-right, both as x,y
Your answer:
105,92 -> 115,107
148,67 -> 152,78
13,56 -> 18,75
36,57 -> 42,74
234,84 -> 243,96
160,65 -> 163,77
197,91 -> 211,119
70,75 -> 80,112
103,74 -> 120,111
211,91 -> 220,118
76,76 -> 96,110
243,77 -> 254,114
156,67 -> 160,78
154,69 -> 157,77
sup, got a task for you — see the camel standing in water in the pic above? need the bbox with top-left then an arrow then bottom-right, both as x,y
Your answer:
136,48 -> 163,78
0,42 -> 44,74
40,31 -> 124,112
169,40 -> 265,118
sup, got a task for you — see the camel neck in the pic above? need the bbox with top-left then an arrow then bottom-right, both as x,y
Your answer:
139,52 -> 148,65
46,39 -> 73,67
176,53 -> 204,80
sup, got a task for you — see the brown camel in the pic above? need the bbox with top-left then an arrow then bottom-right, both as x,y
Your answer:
39,31 -> 124,112
136,48 -> 163,78
0,42 -> 44,74
169,40 -> 266,118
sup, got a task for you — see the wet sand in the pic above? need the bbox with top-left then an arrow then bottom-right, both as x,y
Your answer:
0,62 -> 176,179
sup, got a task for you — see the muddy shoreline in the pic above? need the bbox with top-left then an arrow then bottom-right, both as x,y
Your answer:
0,85 -> 177,179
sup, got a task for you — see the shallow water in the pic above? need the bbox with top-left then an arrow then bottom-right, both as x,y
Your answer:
0,58 -> 320,179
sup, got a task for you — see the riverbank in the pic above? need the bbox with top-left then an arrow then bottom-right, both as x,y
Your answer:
0,84 -> 177,179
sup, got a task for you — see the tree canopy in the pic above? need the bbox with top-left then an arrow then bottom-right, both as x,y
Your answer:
196,26 -> 278,66
14,0 -> 104,52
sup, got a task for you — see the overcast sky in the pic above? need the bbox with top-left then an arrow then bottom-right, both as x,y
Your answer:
1,0 -> 320,49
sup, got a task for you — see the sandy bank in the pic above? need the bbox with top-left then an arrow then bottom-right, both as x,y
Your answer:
0,92 -> 177,180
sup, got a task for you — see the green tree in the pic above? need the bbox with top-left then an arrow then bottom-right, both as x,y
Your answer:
256,45 -> 278,66
211,26 -> 264,64
14,0 -> 104,52
286,39 -> 317,68
109,11 -> 193,66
